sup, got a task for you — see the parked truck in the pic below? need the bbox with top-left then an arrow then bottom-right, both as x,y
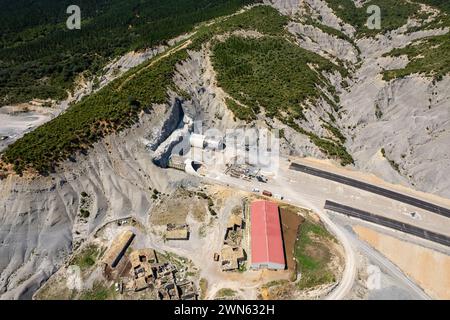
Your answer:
262,190 -> 273,197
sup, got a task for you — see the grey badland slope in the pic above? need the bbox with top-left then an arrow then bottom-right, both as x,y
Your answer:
0,0 -> 449,299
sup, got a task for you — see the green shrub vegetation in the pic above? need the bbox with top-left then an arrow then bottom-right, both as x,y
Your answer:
414,0 -> 450,13
189,5 -> 289,51
225,98 -> 257,121
323,122 -> 347,144
212,36 -> 340,119
79,209 -> 90,219
79,282 -> 116,300
216,288 -> 237,298
294,220 -> 336,290
214,4 -> 288,36
381,148 -> 401,173
382,32 -> 450,81
325,0 -> 419,37
1,5 -> 356,173
199,278 -> 208,300
406,1 -> 450,33
285,117 -> 354,166
0,0 -> 256,106
70,244 -> 101,271
2,46 -> 189,175
309,134 -> 354,166
375,104 -> 383,119
210,27 -> 354,166
325,0 -> 450,81
301,16 -> 361,55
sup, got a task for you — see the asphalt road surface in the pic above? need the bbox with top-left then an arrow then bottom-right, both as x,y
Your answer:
325,201 -> 450,247
290,163 -> 450,218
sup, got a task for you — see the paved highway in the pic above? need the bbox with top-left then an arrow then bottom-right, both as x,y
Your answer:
290,163 -> 450,218
325,201 -> 450,247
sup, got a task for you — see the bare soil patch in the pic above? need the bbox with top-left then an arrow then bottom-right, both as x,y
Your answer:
279,206 -> 305,273
150,188 -> 209,225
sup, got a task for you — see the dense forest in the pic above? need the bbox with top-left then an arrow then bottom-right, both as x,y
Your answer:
0,5 -> 354,174
212,36 -> 338,120
2,1 -> 448,174
0,0 -> 256,106
2,45 -> 189,175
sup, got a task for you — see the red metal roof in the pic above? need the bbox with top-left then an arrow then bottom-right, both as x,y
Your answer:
250,200 -> 285,267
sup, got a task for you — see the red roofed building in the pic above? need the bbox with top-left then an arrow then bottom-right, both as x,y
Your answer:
250,200 -> 285,270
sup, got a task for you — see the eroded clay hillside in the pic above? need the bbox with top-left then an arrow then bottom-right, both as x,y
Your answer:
269,0 -> 450,197
0,0 -> 449,299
